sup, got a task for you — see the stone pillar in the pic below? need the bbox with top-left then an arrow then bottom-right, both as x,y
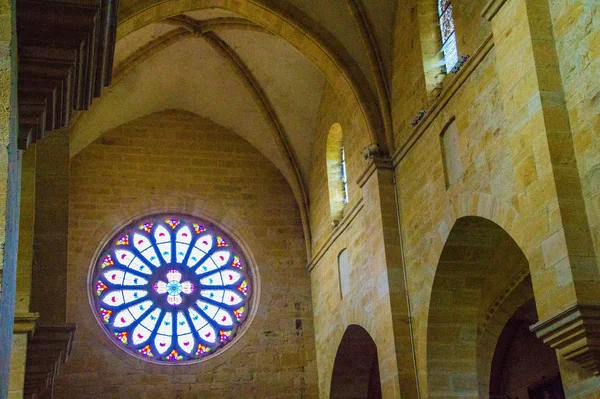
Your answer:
357,155 -> 419,399
0,0 -> 22,397
30,130 -> 69,325
485,0 -> 600,379
8,147 -> 39,398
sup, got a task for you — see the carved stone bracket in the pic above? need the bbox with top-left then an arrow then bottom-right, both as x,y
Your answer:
13,312 -> 39,338
24,324 -> 76,397
356,155 -> 393,189
531,304 -> 600,375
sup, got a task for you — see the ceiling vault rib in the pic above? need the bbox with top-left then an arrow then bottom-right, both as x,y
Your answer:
162,15 -> 273,36
112,17 -> 272,84
201,31 -> 312,259
113,28 -> 191,83
347,0 -> 395,154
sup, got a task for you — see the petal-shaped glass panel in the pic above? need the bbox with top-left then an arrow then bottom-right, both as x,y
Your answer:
187,246 -> 205,267
113,309 -> 136,328
157,312 -> 173,336
115,249 -> 135,266
157,242 -> 172,263
213,309 -> 234,327
102,290 -> 124,307
222,290 -> 244,306
176,226 -> 192,244
199,291 -> 224,305
129,300 -> 152,319
178,333 -> 195,354
176,242 -> 190,263
128,257 -> 152,275
198,324 -> 217,344
154,225 -> 170,244
211,251 -> 230,268
104,269 -> 126,286
220,270 -> 242,286
140,308 -> 162,331
140,247 -> 161,267
176,312 -> 191,335
188,308 -> 209,331
154,335 -> 172,355
195,258 -> 218,275
132,233 -> 152,252
123,290 -> 148,304
132,324 -> 153,345
199,272 -> 223,286
197,300 -> 220,318
194,234 -> 213,253
122,273 -> 148,287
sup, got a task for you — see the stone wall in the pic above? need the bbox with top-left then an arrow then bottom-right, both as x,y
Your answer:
54,110 -> 318,398
0,0 -> 21,397
308,83 -> 413,398
390,0 -> 600,396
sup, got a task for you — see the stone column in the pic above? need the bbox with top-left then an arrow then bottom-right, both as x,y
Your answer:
9,147 -> 39,398
485,0 -> 600,380
30,130 -> 70,325
0,0 -> 22,397
357,155 -> 419,399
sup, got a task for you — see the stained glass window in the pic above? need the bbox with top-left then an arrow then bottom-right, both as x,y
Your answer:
341,146 -> 348,204
438,0 -> 458,72
90,215 -> 253,363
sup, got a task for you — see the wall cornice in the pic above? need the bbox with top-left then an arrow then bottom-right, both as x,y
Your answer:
482,0 -> 509,21
307,198 -> 364,272
392,33 -> 495,167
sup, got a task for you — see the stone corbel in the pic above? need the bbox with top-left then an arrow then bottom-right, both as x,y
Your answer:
13,312 -> 39,338
357,144 -> 393,189
530,304 -> 600,375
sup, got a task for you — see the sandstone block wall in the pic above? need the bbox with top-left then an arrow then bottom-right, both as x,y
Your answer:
55,110 -> 317,398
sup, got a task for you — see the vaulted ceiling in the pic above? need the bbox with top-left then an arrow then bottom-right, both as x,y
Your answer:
68,0 -> 398,250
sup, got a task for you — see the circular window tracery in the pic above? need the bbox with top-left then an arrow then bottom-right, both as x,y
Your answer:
90,215 -> 253,363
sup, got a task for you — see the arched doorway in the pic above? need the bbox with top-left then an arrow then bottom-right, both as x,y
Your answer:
427,216 -> 565,397
330,325 -> 382,399
489,299 -> 565,398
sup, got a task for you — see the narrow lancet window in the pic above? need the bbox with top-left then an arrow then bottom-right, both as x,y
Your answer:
438,0 -> 458,72
341,146 -> 348,204
327,123 -> 348,223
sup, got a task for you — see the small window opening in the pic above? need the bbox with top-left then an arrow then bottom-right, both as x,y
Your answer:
338,249 -> 350,298
440,119 -> 463,187
438,0 -> 459,73
341,146 -> 348,204
327,123 -> 348,223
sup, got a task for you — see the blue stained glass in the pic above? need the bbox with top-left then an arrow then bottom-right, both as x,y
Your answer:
438,0 -> 459,72
91,214 -> 253,363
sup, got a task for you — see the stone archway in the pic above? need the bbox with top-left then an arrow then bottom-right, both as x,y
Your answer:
330,324 -> 382,399
426,216 -> 531,397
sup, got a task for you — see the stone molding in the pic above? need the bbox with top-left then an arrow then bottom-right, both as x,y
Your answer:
356,155 -> 393,189
392,33 -> 494,167
13,312 -> 39,337
531,304 -> 600,375
307,198 -> 364,272
482,0 -> 509,21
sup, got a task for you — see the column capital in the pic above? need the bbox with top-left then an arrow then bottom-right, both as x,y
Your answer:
531,304 -> 600,375
356,155 -> 393,188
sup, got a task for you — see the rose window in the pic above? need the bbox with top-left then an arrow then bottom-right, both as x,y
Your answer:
90,215 -> 253,363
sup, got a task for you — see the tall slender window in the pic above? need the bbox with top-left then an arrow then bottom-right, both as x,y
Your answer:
327,123 -> 348,223
341,146 -> 348,204
438,0 -> 458,73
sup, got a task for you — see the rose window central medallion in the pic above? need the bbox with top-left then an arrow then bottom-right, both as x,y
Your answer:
90,215 -> 254,363
154,270 -> 195,306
